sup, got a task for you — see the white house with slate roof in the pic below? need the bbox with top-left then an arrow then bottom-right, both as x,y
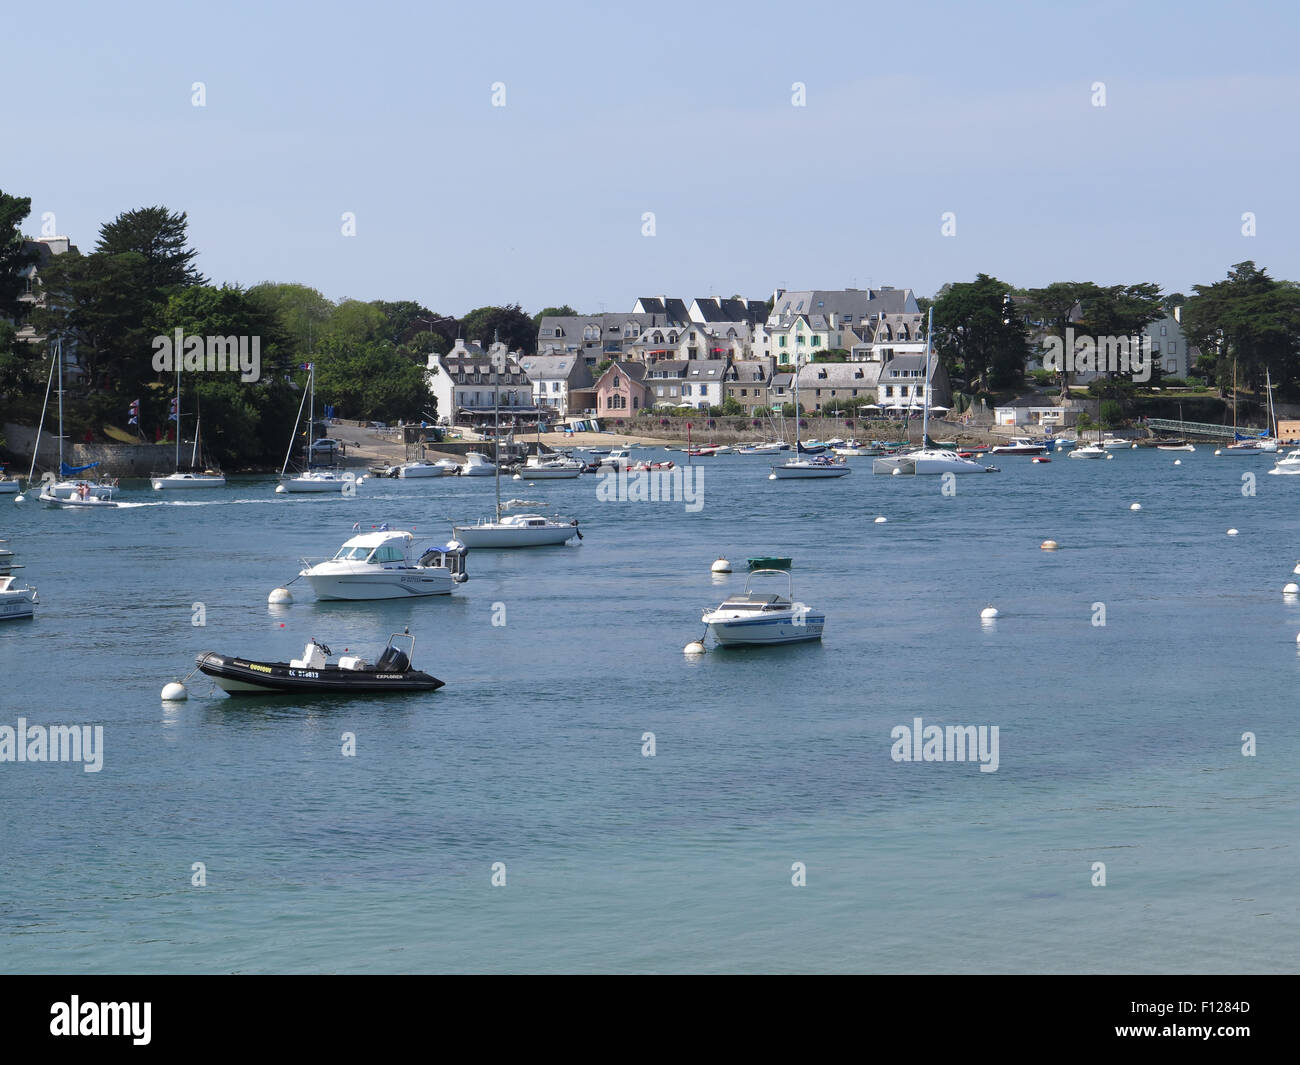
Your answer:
877,354 -> 953,410
517,354 -> 593,418
756,286 -> 921,361
535,314 -> 631,365
426,344 -> 532,424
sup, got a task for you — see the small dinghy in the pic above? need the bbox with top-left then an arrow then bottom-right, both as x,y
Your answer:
196,631 -> 443,695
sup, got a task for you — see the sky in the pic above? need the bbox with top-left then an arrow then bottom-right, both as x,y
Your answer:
4,0 -> 1299,317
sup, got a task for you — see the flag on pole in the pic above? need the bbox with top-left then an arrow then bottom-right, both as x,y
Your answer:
168,396 -> 179,421
127,399 -> 140,426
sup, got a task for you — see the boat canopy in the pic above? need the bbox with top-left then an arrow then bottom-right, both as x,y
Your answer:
60,460 -> 100,476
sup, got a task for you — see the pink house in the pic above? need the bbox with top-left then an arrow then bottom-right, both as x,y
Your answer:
594,361 -> 649,416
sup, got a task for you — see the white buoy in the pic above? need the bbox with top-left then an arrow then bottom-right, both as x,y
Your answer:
1295,632 -> 1300,644
768,473 -> 776,480
891,467 -> 901,475
1174,459 -> 1181,465
513,473 -> 522,480
1226,528 -> 1238,536
1293,563 -> 1300,575
711,557 -> 731,573
1130,503 -> 1141,511
161,682 -> 188,701
268,587 -> 293,604
1041,540 -> 1059,551
275,484 -> 287,494
1105,453 -> 1115,460
1131,443 -> 1137,449
1285,583 -> 1299,595
12,494 -> 23,503
683,640 -> 706,655
1214,448 -> 1223,456
874,516 -> 887,524
357,475 -> 366,484
980,606 -> 999,619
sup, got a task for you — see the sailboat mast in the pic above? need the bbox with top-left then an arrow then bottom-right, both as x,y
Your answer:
493,331 -> 502,523
175,358 -> 181,471
923,306 -> 932,447
794,354 -> 801,452
56,336 -> 64,474
27,347 -> 56,485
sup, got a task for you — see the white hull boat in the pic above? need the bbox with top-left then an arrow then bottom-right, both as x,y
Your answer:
990,437 -> 1047,456
1156,444 -> 1195,452
873,448 -> 990,475
1219,444 -> 1265,457
460,452 -> 497,476
1268,449 -> 1300,475
0,479 -> 19,495
394,460 -> 458,478
453,513 -> 580,547
0,575 -> 37,620
703,569 -> 824,646
770,459 -> 852,478
39,484 -> 119,507
299,528 -> 467,599
152,471 -> 227,489
280,471 -> 352,493
522,458 -> 583,479
1067,444 -> 1107,459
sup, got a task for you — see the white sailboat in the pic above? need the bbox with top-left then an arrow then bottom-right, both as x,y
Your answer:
770,353 -> 851,479
36,337 -> 120,508
873,308 -> 992,475
277,362 -> 355,493
152,362 -> 226,489
453,340 -> 581,547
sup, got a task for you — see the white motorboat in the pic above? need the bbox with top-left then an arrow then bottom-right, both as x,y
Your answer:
452,339 -> 583,548
1101,436 -> 1131,449
299,527 -> 468,599
460,452 -> 497,476
388,459 -> 458,478
0,574 -> 37,620
0,473 -> 19,495
1267,448 -> 1300,475
1156,443 -> 1195,452
597,447 -> 635,470
1219,442 -> 1266,457
702,568 -> 824,646
1067,443 -> 1107,459
39,481 -> 120,507
989,437 -> 1047,456
453,511 -> 580,547
522,455 -> 583,479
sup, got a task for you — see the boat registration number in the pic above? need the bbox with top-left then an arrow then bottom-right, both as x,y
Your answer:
289,669 -> 319,678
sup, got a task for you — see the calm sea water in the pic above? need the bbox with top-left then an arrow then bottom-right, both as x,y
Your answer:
1,445 -> 1297,973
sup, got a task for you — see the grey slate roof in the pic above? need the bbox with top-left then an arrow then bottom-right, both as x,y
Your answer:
692,297 -> 764,324
770,287 -> 919,323
635,297 -> 691,325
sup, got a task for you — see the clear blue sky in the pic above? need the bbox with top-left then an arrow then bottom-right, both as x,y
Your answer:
4,0 -> 1297,315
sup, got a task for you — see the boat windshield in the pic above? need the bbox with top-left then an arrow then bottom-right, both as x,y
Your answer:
333,546 -> 370,560
367,545 -> 405,564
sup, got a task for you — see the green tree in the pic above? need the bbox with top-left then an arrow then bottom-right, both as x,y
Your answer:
1180,262 -> 1300,396
247,282 -> 332,358
0,188 -> 34,321
532,305 -> 577,331
460,304 -> 535,354
1023,281 -> 1101,394
932,274 -> 1029,391
95,206 -> 205,291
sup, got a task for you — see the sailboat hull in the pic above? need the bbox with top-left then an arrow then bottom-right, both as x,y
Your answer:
152,473 -> 227,489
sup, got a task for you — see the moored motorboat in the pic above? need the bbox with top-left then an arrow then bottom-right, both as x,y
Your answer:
1067,443 -> 1107,459
1267,448 -> 1300,475
197,632 -> 443,695
0,574 -> 37,621
702,568 -> 824,646
388,459 -> 458,478
298,526 -> 468,599
460,451 -> 497,476
153,471 -> 227,490
989,437 -> 1047,456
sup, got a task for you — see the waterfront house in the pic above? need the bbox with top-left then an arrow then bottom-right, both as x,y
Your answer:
993,394 -> 1085,430
1144,311 -> 1194,379
594,360 -> 650,416
724,359 -> 775,413
756,287 -> 920,360
518,354 -> 594,419
877,354 -> 953,411
797,362 -> 885,413
535,314 -> 633,365
426,344 -> 535,427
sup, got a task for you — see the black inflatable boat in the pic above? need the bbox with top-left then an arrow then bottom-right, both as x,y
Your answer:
197,632 -> 443,695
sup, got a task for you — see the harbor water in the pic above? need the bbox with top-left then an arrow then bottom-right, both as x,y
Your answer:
1,446 -> 1296,972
